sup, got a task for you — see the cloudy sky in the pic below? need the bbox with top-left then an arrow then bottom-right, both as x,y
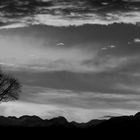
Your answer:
0,0 -> 140,122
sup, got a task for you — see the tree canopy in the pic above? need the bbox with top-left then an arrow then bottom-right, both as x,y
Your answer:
0,68 -> 21,102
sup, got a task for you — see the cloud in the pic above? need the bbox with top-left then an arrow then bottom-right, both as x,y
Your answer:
0,23 -> 139,74
0,38 -> 98,72
0,31 -> 138,73
33,12 -> 140,27
0,83 -> 139,122
114,83 -> 140,93
21,86 -> 140,103
0,0 -> 140,28
0,100 -> 138,122
1,11 -> 140,28
1,50 -> 134,73
123,0 -> 140,2
17,85 -> 140,112
57,43 -> 65,46
134,38 -> 140,42
0,23 -> 28,29
0,36 -> 137,73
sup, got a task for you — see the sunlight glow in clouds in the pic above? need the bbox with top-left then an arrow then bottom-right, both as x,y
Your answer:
0,33 -> 137,73
0,101 -> 137,122
1,11 -> 140,29
34,12 -> 140,27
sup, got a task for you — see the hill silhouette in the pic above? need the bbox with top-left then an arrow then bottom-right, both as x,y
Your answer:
0,113 -> 140,137
0,115 -> 104,128
0,112 -> 140,130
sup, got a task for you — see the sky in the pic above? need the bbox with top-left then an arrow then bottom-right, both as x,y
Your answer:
0,0 -> 140,122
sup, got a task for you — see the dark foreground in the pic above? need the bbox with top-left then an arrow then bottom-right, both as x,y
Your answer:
1,112 -> 140,135
0,113 -> 140,140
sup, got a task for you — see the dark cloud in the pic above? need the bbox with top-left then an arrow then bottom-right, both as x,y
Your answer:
0,0 -> 140,27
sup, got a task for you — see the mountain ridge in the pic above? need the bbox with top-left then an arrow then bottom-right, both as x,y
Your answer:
0,115 -> 105,128
0,113 -> 140,138
0,111 -> 140,129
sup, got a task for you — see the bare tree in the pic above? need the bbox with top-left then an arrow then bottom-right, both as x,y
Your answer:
0,68 -> 21,102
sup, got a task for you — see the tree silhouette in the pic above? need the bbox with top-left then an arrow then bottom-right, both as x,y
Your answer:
0,68 -> 21,102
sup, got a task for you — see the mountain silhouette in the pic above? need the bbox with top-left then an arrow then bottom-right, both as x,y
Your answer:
0,113 -> 140,137
0,112 -> 140,130
0,115 -> 104,128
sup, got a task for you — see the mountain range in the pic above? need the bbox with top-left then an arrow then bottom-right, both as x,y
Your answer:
0,112 -> 140,130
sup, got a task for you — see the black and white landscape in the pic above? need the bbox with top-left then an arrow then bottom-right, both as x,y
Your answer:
1,0 -> 140,129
